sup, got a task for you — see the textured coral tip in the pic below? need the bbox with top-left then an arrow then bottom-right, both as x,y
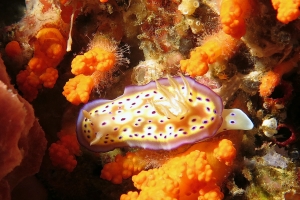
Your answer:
62,74 -> 94,105
39,68 -> 59,88
213,139 -> 236,166
48,143 -> 77,172
259,71 -> 281,97
71,47 -> 116,76
220,0 -> 250,38
58,134 -> 81,156
5,41 -> 22,58
199,184 -> 224,200
35,28 -> 66,61
180,48 -> 209,77
272,0 -> 300,24
16,69 -> 41,101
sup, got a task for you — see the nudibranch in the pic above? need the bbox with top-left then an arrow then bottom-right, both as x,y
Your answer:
77,75 -> 253,152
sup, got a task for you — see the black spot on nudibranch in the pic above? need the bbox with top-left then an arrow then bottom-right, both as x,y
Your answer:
230,120 -> 235,124
118,101 -> 123,104
87,135 -> 90,139
200,126 -> 204,129
126,98 -> 130,101
206,107 -> 211,112
121,118 -> 126,121
231,113 -> 235,116
95,110 -> 99,113
102,122 -> 106,126
152,111 -> 156,114
191,118 -> 197,122
160,120 -> 164,123
191,126 -> 196,130
153,91 -> 157,93
119,136 -> 122,139
114,127 -> 118,131
180,116 -> 184,120
203,120 -> 208,124
105,105 -> 109,108
205,98 -> 210,102
132,102 -> 136,105
148,127 -> 152,130
197,97 -> 202,101
147,133 -> 151,135
211,117 -> 215,121
183,132 -> 187,134
214,109 -> 217,114
123,128 -> 127,132
136,95 -> 140,98
134,133 -> 138,137
174,134 -> 178,137
188,99 -> 193,102
178,128 -> 183,131
145,94 -> 150,97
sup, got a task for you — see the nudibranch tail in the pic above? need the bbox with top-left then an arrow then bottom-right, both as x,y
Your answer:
76,75 -> 252,153
217,109 -> 254,133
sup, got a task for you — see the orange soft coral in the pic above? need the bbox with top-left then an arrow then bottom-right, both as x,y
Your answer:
213,139 -> 236,166
62,74 -> 94,105
101,152 -> 148,184
180,31 -> 238,77
5,41 -> 22,58
271,0 -> 300,24
71,47 -> 116,76
121,150 -> 224,200
220,0 -> 252,38
180,48 -> 209,77
259,54 -> 299,97
49,132 -> 81,172
16,27 -> 66,101
63,35 -> 130,105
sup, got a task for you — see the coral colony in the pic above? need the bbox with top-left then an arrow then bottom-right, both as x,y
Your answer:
2,0 -> 300,199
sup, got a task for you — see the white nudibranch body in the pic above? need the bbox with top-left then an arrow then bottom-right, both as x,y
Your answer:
77,75 -> 254,152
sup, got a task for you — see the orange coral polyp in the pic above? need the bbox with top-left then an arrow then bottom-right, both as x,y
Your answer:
62,74 -> 94,105
5,41 -> 22,58
271,0 -> 300,24
71,47 -> 116,76
121,150 -> 224,200
220,0 -> 251,38
180,31 -> 238,77
213,139 -> 236,166
16,27 -> 66,101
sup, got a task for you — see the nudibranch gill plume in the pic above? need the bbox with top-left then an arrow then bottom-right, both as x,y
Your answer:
77,74 -> 253,152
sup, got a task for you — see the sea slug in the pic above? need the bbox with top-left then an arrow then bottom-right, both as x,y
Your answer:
77,75 -> 253,152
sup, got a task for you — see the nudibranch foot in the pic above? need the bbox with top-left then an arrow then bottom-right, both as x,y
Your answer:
217,109 -> 254,133
77,75 -> 253,152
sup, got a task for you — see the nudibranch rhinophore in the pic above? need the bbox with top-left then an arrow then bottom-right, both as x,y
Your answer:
77,74 -> 254,152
